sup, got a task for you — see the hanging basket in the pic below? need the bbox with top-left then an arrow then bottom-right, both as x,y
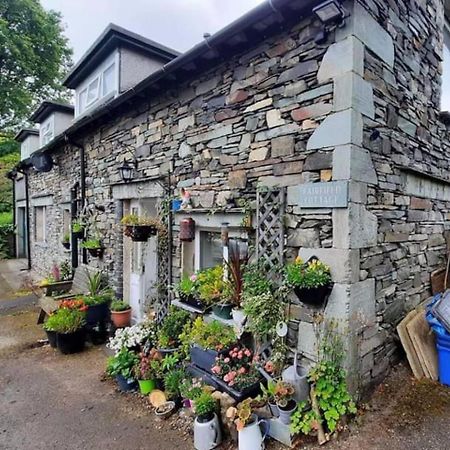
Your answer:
293,284 -> 333,308
125,225 -> 158,242
62,242 -> 70,249
86,247 -> 104,258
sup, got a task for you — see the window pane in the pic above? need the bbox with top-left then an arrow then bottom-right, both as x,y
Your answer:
87,78 -> 99,105
442,27 -> 450,111
102,64 -> 115,96
79,89 -> 87,113
200,231 -> 223,269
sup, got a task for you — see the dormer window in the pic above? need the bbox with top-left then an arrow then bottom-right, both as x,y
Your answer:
40,116 -> 54,146
76,58 -> 117,116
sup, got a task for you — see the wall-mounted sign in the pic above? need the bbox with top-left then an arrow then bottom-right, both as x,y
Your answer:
287,180 -> 348,208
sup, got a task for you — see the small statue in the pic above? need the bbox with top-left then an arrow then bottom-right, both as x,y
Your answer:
180,187 -> 192,210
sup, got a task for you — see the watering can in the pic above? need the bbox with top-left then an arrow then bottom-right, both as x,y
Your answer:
282,352 -> 309,403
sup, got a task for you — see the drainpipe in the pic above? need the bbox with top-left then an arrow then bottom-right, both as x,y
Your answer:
17,168 -> 31,270
65,136 -> 87,265
70,183 -> 79,270
11,176 -> 16,258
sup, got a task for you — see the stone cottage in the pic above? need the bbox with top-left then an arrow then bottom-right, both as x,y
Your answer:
11,0 -> 450,390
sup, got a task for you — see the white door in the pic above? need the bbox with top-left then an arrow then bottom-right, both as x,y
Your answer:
128,199 -> 158,323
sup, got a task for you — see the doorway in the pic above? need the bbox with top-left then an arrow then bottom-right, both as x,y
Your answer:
16,206 -> 27,258
123,198 -> 158,323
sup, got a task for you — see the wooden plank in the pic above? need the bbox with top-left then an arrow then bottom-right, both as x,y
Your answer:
397,309 -> 425,379
407,311 -> 438,381
431,268 -> 448,295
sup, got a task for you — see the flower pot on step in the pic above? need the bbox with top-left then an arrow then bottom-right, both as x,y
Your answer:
111,308 -> 131,328
278,399 -> 297,425
86,303 -> 110,326
194,412 -> 222,450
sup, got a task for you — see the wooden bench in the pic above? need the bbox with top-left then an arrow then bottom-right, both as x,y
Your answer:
37,265 -> 100,324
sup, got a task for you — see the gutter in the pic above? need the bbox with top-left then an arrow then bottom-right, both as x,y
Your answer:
30,0 -> 320,157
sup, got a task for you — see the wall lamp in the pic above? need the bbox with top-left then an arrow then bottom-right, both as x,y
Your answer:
313,0 -> 348,44
118,158 -> 137,183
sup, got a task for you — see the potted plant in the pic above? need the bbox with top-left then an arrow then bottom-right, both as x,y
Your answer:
197,265 -> 233,320
157,307 -> 191,353
225,242 -> 249,329
273,381 -> 296,425
164,367 -> 186,401
42,315 -> 59,348
50,303 -> 87,354
227,398 -> 270,450
81,238 -> 104,258
211,346 -> 262,402
260,380 -> 279,418
61,233 -> 71,249
182,317 -> 236,373
107,321 -> 157,354
121,214 -> 162,241
180,377 -> 204,409
134,350 -> 162,395
83,270 -> 111,326
107,348 -> 140,392
175,274 -> 207,311
285,256 -> 332,307
193,390 -> 222,450
110,300 -> 132,328
72,219 -> 84,239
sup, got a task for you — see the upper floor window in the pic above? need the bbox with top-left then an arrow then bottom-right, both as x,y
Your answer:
442,22 -> 450,111
77,61 -> 117,116
40,116 -> 54,146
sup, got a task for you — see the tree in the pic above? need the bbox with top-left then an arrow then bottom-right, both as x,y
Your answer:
0,135 -> 19,213
0,0 -> 73,130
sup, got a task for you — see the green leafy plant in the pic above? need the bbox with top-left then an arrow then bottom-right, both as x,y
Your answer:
86,270 -> 108,295
62,233 -> 70,243
196,265 -> 231,305
82,294 -> 111,306
181,317 -> 236,351
157,307 -> 191,348
290,402 -> 319,435
194,391 -> 216,419
43,308 -> 86,334
121,214 -> 162,229
175,274 -> 198,297
226,398 -> 254,431
242,292 -> 284,342
107,348 -> 139,380
180,377 -> 204,401
72,220 -> 84,233
134,349 -> 162,380
161,353 -> 180,372
285,257 -> 331,289
242,261 -> 276,297
111,300 -> 131,312
81,238 -> 102,250
164,368 -> 186,400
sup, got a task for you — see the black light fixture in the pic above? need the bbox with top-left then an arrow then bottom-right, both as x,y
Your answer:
313,0 -> 347,44
118,159 -> 136,183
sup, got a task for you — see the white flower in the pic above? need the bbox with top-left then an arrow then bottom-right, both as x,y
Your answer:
107,321 -> 157,354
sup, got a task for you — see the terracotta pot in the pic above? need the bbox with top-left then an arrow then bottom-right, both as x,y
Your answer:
111,308 -> 132,328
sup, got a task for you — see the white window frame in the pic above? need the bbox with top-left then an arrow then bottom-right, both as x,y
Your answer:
40,115 -> 54,147
34,206 -> 46,243
442,20 -> 450,111
75,51 -> 119,117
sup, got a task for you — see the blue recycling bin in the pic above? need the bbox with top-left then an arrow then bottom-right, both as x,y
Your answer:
437,343 -> 450,386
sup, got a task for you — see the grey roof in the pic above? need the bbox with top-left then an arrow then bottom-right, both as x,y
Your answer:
63,23 -> 181,89
34,0 -> 320,156
14,128 -> 39,142
30,101 -> 74,123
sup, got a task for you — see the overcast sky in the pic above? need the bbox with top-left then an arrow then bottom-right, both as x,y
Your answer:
41,0 -> 266,62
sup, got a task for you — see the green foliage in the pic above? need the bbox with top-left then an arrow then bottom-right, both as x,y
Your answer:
196,265 -> 230,305
285,257 -> 331,289
242,261 -> 276,297
290,402 -> 318,435
291,323 -> 357,436
106,348 -> 139,379
0,0 -> 73,129
111,300 -> 131,312
82,293 -> 111,307
121,214 -> 162,228
72,220 -> 84,233
0,140 -> 19,217
0,211 -> 12,225
176,274 -> 197,296
180,377 -> 203,401
86,270 -> 108,295
157,307 -> 191,348
62,233 -> 70,243
194,391 -> 216,418
242,292 -> 284,342
164,368 -> 186,400
43,308 -> 85,334
181,317 -> 236,351
81,238 -> 102,249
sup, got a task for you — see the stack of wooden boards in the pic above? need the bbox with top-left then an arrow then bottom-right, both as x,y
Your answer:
397,300 -> 438,380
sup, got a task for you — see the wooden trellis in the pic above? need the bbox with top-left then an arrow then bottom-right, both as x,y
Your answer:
256,188 -> 286,275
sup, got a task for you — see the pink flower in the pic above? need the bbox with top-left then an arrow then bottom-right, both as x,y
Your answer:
244,349 -> 251,357
264,361 -> 274,373
224,374 -> 230,382
228,380 -> 235,386
237,354 -> 243,359
229,371 -> 236,380
238,367 -> 246,374
233,347 -> 239,352
190,274 -> 197,281
212,365 -> 221,374
224,357 -> 230,363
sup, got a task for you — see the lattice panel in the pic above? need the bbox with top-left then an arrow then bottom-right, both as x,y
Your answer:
256,188 -> 286,275
155,203 -> 170,324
